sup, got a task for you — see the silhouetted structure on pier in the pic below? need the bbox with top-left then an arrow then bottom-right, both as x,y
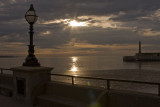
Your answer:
123,41 -> 160,61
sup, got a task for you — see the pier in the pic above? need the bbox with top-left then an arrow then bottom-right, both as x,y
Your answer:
123,41 -> 160,61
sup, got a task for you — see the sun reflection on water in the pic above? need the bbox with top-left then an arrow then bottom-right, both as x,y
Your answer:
71,65 -> 78,72
72,57 -> 78,63
70,57 -> 79,72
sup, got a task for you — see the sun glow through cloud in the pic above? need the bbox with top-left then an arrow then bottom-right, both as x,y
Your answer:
69,20 -> 87,27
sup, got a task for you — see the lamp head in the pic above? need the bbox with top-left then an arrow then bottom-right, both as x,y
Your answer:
25,4 -> 38,24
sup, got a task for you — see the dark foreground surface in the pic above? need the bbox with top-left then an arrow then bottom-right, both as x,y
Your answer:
0,95 -> 32,107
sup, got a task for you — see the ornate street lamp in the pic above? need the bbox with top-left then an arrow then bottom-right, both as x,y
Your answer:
23,4 -> 40,66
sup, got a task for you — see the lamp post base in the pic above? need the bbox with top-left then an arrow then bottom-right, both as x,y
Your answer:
23,45 -> 40,67
23,55 -> 40,67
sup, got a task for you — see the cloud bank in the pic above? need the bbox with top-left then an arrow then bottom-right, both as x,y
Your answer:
1,0 -> 160,56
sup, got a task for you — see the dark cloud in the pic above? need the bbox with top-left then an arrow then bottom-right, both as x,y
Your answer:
71,27 -> 140,45
35,24 -> 71,48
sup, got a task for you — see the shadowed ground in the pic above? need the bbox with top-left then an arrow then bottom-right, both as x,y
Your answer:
0,95 -> 32,107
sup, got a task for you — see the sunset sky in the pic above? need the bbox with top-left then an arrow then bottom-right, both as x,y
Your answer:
1,0 -> 160,56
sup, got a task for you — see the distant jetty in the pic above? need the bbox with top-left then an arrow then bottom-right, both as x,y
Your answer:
123,41 -> 160,61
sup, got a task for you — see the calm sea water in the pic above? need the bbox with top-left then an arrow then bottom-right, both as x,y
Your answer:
1,55 -> 160,72
0,55 -> 160,94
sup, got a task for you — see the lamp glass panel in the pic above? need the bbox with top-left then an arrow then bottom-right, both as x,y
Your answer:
26,11 -> 35,15
25,8 -> 38,24
25,16 -> 35,23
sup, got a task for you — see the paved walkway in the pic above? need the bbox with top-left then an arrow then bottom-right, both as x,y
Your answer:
0,95 -> 32,107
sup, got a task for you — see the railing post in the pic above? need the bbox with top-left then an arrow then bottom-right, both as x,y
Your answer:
72,76 -> 74,86
158,84 -> 160,96
0,68 -> 3,74
107,80 -> 110,90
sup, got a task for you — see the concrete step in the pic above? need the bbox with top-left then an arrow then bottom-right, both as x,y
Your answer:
37,81 -> 107,107
37,94 -> 88,107
45,81 -> 105,102
108,90 -> 160,107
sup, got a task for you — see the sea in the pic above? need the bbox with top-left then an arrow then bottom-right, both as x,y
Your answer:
0,55 -> 160,95
1,55 -> 160,71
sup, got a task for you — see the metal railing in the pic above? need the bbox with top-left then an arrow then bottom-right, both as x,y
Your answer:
0,68 -> 12,74
51,73 -> 160,96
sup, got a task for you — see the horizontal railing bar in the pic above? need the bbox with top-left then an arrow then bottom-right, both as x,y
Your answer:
50,73 -> 74,78
0,68 -> 11,70
0,68 -> 12,75
50,73 -> 160,85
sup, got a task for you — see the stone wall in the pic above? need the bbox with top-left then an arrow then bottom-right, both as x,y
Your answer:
0,74 -> 13,96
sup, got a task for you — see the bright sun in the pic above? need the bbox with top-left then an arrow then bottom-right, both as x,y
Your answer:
69,20 -> 87,27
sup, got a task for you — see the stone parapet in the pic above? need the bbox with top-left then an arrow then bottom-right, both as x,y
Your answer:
11,66 -> 53,105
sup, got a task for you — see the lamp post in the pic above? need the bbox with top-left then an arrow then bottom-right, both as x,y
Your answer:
23,4 -> 40,67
